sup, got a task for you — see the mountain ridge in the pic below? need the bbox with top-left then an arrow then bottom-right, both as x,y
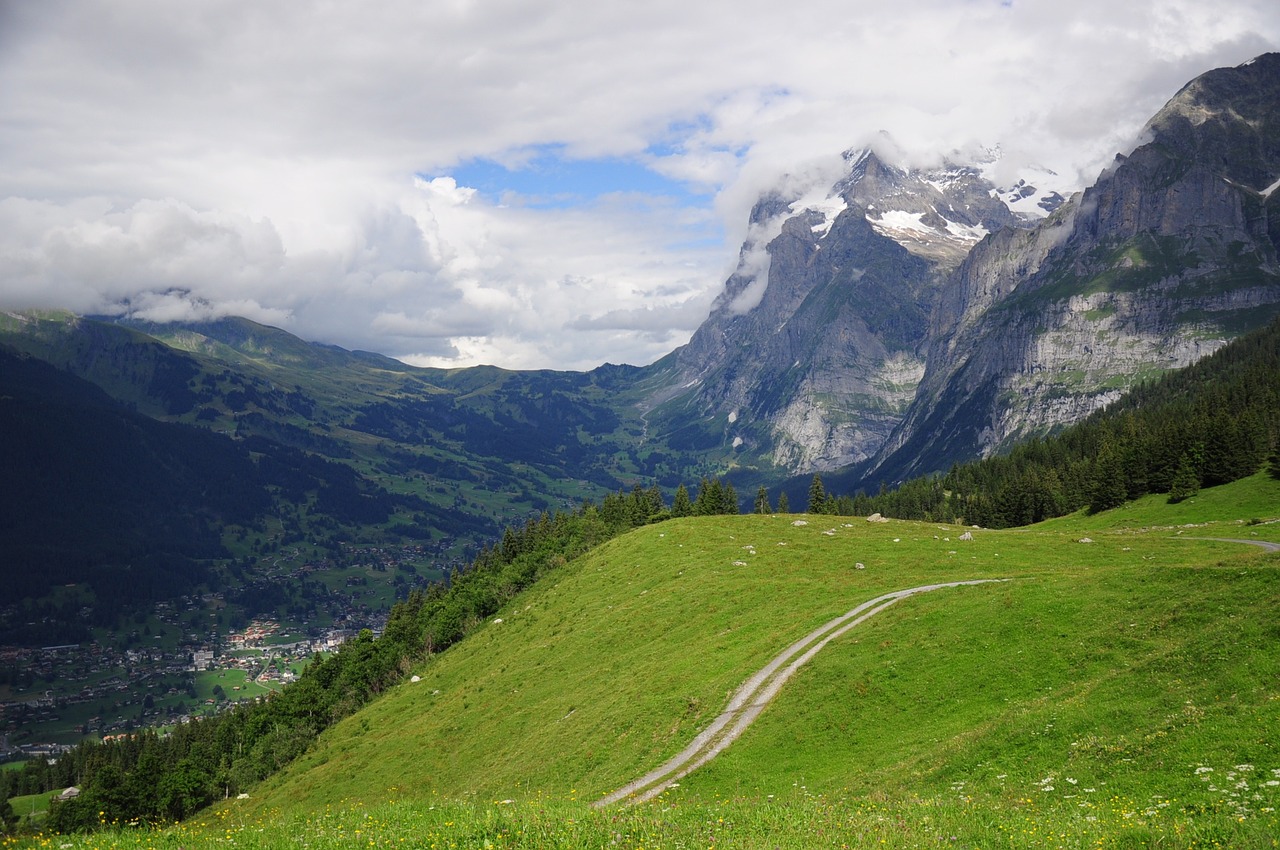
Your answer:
865,52 -> 1280,485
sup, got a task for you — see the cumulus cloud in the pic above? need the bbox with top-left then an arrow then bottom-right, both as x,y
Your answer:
1,0 -> 1278,369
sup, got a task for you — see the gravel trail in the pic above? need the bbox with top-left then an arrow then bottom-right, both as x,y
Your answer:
1183,537 -> 1280,553
594,578 -> 1008,807
595,536 -> 1276,807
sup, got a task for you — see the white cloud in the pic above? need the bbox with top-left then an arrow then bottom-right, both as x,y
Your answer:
1,0 -> 1278,369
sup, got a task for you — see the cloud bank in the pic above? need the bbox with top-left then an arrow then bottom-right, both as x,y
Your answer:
2,0 -> 1277,369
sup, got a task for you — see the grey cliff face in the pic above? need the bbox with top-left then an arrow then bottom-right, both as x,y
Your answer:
868,53 -> 1280,485
642,150 -> 1025,474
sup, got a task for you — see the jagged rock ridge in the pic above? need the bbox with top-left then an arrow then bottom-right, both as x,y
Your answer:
640,147 -> 1045,474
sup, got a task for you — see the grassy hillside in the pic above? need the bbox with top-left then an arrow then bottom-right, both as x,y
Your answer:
172,474 -> 1277,842
7,474 -> 1277,846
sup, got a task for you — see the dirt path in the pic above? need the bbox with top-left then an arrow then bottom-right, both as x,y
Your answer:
595,537 -> 1276,807
594,578 -> 1008,808
1183,537 -> 1280,553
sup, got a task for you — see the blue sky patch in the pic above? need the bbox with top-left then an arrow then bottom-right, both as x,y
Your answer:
441,144 -> 709,210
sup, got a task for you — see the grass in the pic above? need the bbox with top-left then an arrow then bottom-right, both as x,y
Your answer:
7,474 -> 1280,847
4,792 -> 50,822
10,786 -> 1280,848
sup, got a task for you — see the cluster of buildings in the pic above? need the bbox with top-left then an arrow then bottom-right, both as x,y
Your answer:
1,541 -> 434,762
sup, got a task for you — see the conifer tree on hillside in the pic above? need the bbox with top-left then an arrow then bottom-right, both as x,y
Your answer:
807,474 -> 828,514
691,477 -> 741,515
1088,444 -> 1129,514
1168,452 -> 1201,503
693,477 -> 723,515
672,484 -> 693,517
754,486 -> 772,514
777,491 -> 790,513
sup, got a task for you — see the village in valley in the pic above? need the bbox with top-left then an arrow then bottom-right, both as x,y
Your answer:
0,541 -> 441,761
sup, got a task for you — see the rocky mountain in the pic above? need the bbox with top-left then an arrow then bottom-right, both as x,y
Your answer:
638,145 -> 1066,476
865,52 -> 1280,485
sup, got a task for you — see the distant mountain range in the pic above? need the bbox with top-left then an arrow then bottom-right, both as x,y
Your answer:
3,53 -> 1279,643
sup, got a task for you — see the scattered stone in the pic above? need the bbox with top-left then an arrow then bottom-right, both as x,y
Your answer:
733,560 -> 748,566
410,675 -> 421,683
867,513 -> 889,523
493,618 -> 503,624
959,531 -> 973,541
792,520 -> 809,526
1078,537 -> 1094,544
855,562 -> 866,570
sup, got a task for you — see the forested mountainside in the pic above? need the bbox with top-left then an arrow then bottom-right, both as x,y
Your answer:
0,345 -> 426,645
820,316 -> 1280,526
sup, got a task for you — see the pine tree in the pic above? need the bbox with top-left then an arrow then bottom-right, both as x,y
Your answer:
693,477 -> 722,515
753,486 -> 772,514
807,474 -> 828,514
723,481 -> 739,514
671,484 -> 693,517
1268,447 -> 1280,481
1088,445 -> 1128,514
1168,452 -> 1201,503
777,491 -> 790,513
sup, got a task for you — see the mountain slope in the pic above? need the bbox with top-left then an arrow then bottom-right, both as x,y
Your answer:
868,53 -> 1280,485
0,345 -> 422,644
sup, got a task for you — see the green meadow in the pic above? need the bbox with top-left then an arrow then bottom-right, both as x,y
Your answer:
10,473 -> 1280,848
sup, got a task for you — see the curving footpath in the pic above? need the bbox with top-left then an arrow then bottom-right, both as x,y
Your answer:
594,578 -> 1009,808
1183,537 -> 1280,553
596,537 -> 1276,807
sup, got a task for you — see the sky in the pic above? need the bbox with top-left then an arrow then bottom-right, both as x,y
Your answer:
2,1 -> 1278,371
